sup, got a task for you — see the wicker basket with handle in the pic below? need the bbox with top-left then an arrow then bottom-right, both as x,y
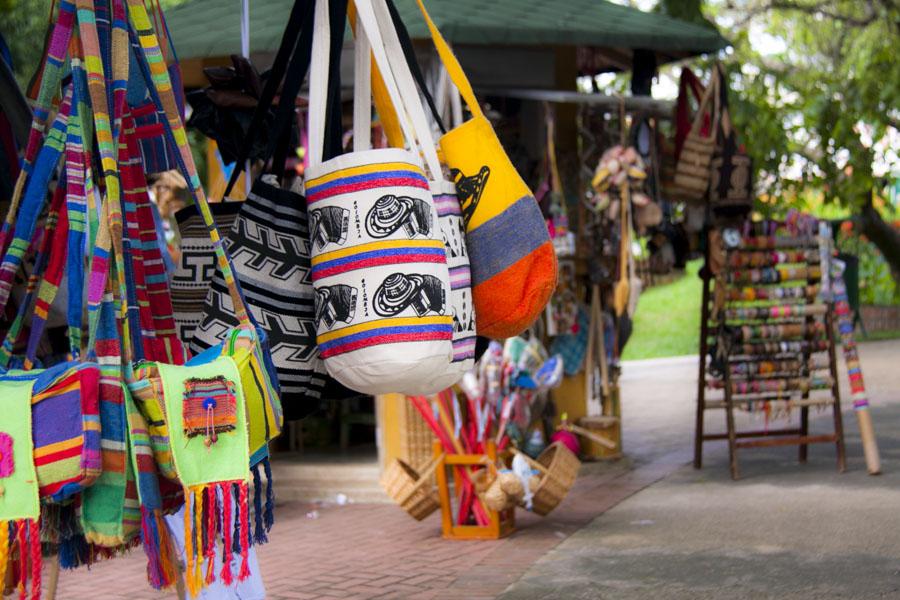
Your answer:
673,67 -> 721,203
517,442 -> 581,516
381,453 -> 443,521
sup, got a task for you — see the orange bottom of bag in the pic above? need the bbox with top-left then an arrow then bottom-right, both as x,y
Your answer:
473,242 -> 558,339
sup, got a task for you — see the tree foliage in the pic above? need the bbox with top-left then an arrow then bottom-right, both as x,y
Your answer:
692,0 -> 900,274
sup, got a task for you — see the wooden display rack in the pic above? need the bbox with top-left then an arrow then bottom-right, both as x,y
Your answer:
433,441 -> 515,541
694,223 -> 846,479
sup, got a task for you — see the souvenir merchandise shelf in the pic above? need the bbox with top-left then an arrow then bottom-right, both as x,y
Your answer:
694,222 -> 846,479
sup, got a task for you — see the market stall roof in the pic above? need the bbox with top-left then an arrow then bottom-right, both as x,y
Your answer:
165,0 -> 728,64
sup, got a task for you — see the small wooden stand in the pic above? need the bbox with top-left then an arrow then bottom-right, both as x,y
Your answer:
433,441 -> 515,540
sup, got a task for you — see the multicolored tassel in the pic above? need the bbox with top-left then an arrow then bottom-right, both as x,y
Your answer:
0,519 -> 42,600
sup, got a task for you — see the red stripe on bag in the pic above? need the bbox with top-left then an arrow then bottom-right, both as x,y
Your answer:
320,331 -> 451,358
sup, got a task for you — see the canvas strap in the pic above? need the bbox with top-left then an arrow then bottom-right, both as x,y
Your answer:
353,0 -> 442,179
371,0 -> 443,176
411,0 -> 483,121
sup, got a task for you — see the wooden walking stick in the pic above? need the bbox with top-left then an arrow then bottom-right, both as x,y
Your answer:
831,258 -> 880,474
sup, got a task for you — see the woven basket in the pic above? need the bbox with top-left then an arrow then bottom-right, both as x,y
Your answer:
380,454 -> 442,521
520,442 -> 580,516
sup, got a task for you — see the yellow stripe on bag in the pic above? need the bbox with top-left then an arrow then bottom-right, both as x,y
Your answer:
305,161 -> 423,188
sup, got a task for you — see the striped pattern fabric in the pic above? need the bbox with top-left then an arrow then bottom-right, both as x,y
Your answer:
0,362 -> 102,503
190,180 -> 326,415
181,376 -> 237,437
433,189 -> 476,368
306,162 -> 429,204
24,186 -> 70,366
0,90 -> 72,311
65,74 -> 89,356
304,149 -> 453,396
0,185 -> 67,368
75,0 -> 132,548
317,316 -> 453,359
120,111 -> 186,365
310,239 -> 447,279
129,101 -> 177,175
31,363 -> 102,501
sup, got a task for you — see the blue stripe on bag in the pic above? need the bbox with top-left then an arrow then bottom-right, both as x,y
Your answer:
466,195 -> 549,285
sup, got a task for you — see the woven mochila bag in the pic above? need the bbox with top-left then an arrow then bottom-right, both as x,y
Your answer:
190,0 -> 329,419
303,0 -> 453,396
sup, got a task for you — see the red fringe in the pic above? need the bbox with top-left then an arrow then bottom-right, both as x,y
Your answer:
205,486 -> 216,585
16,520 -> 26,600
220,483 -> 233,586
28,520 -> 40,600
238,481 -> 250,581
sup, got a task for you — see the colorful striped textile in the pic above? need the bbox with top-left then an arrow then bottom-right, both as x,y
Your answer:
64,73 -> 89,356
125,392 -> 178,589
0,184 -> 67,368
129,100 -> 178,175
310,239 -> 447,279
0,361 -> 102,503
181,376 -> 238,438
0,89 -> 72,311
126,0 -> 250,327
305,162 -> 430,204
316,316 -> 453,359
119,110 -> 186,365
433,188 -> 476,369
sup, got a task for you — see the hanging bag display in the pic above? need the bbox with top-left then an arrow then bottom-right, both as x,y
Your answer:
126,0 -> 283,468
386,0 -> 557,340
189,0 -> 330,418
304,0 -> 453,395
362,0 -> 476,383
673,67 -> 720,204
708,65 -> 753,217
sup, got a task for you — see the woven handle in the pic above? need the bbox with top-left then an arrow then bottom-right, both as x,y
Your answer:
514,450 -> 549,476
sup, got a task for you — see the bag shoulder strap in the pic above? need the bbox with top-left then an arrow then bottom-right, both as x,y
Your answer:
223,0 -> 313,198
412,0 -> 482,120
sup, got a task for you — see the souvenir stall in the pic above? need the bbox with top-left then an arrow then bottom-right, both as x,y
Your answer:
158,0 -> 727,489
0,0 -> 576,591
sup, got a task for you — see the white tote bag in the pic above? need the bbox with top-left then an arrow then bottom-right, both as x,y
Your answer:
361,0 -> 476,384
305,0 -> 452,395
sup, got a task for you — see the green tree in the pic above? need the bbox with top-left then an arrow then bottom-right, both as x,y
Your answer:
692,0 -> 900,278
1,0 -> 53,87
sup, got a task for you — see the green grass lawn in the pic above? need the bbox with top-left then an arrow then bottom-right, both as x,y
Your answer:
621,259 -> 702,361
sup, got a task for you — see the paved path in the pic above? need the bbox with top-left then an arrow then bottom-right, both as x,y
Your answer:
500,339 -> 900,600
52,340 -> 899,599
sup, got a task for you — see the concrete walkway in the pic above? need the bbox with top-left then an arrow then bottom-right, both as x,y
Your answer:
499,339 -> 900,599
51,340 -> 899,599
